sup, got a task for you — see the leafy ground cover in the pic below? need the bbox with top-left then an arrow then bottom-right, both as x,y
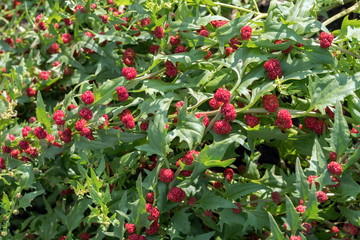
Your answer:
1,0 -> 360,239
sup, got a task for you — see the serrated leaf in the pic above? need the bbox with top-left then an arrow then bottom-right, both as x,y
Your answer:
1,193 -> 11,212
339,206 -> 360,226
303,184 -> 320,221
268,212 -> 284,240
16,164 -> 35,189
329,101 -> 350,156
36,92 -> 51,130
218,209 -> 246,231
226,182 -> 266,201
167,104 -> 204,149
261,23 -> 305,43
94,77 -> 126,105
337,172 -> 360,200
309,74 -> 356,111
309,138 -> 327,174
66,199 -> 92,232
179,31 -> 217,48
216,13 -> 254,51
197,191 -> 236,210
187,232 -> 215,240
172,208 -> 191,234
140,79 -> 195,93
344,146 -> 360,170
166,49 -> 208,66
18,190 -> 45,210
295,159 -> 309,200
284,195 -> 301,234
243,206 -> 269,233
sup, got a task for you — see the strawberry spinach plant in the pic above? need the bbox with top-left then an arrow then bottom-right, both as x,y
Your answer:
1,0 -> 360,239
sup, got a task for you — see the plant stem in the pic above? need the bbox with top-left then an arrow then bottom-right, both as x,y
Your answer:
332,45 -> 360,59
213,1 -> 263,15
323,1 -> 360,27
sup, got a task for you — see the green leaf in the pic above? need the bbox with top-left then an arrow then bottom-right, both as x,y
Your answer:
166,49 -> 208,66
1,193 -> 11,212
172,208 -> 191,234
309,74 -> 356,111
94,77 -> 126,105
328,101 -> 350,156
140,79 -> 195,93
243,206 -> 269,233
284,195 -> 301,234
337,172 -> 360,200
295,158 -> 308,200
215,13 -> 254,51
179,31 -> 217,48
308,138 -> 327,174
303,184 -> 320,221
66,199 -> 92,232
268,212 -> 284,240
261,23 -> 305,43
187,232 -> 215,240
137,112 -> 168,159
17,190 -> 45,210
167,103 -> 204,149
36,91 -> 51,130
226,182 -> 266,199
134,175 -> 149,229
344,146 -> 360,170
339,206 -> 360,226
16,164 -> 35,189
197,191 -> 236,210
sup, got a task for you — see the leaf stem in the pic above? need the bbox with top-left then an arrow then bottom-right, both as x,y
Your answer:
213,1 -> 263,15
331,45 -> 360,59
323,1 -> 360,27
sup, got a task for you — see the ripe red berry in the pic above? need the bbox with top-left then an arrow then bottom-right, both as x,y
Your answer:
204,50 -> 212,59
116,86 -> 129,101
153,26 -> 164,39
244,113 -> 259,127
146,192 -> 154,203
61,33 -> 72,44
149,45 -> 160,54
174,45 -> 186,53
225,47 -> 235,56
271,192 -> 282,203
75,119 -> 87,131
209,98 -> 222,110
327,161 -> 342,175
224,168 -> 234,181
199,29 -> 209,37
34,126 -> 48,139
26,87 -> 37,97
304,117 -> 327,134
263,59 -> 282,80
214,87 -> 231,103
213,181 -> 223,189
274,40 -> 293,54
262,94 -> 279,112
165,60 -> 178,77
58,128 -> 72,143
289,236 -> 302,240
53,110 -> 66,125
167,187 -> 186,202
343,223 -> 359,235
140,17 -> 151,27
48,43 -> 59,54
159,168 -> 174,183
295,204 -> 306,213
169,35 -> 181,45
329,152 -> 337,161
124,223 -> 136,234
229,37 -> 241,49
123,48 -> 136,60
39,71 -> 50,81
81,91 -> 95,104
316,191 -> 328,203
213,120 -> 232,135
275,109 -> 292,129
195,113 -> 210,127
122,67 -> 137,80
232,202 -> 242,214
221,102 -> 237,121
145,221 -> 160,235
0,157 -> 5,169
22,126 -> 32,138
79,108 -> 93,120
307,175 -> 319,187
140,121 -> 149,130
319,32 -> 334,49
241,25 -> 252,40
145,203 -> 160,221
210,20 -> 228,28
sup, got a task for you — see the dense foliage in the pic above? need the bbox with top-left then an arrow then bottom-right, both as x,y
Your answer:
1,0 -> 360,239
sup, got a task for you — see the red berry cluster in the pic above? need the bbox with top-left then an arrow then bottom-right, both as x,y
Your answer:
262,94 -> 279,112
81,91 -> 95,104
123,48 -> 136,66
116,86 -> 129,101
304,117 -> 327,134
319,32 -> 334,49
241,26 -> 252,40
165,61 -> 178,77
167,187 -> 186,202
275,109 -> 292,129
120,109 -> 135,129
327,161 -> 342,175
122,67 -> 137,80
263,59 -> 282,80
158,168 -> 174,183
244,113 -> 259,127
